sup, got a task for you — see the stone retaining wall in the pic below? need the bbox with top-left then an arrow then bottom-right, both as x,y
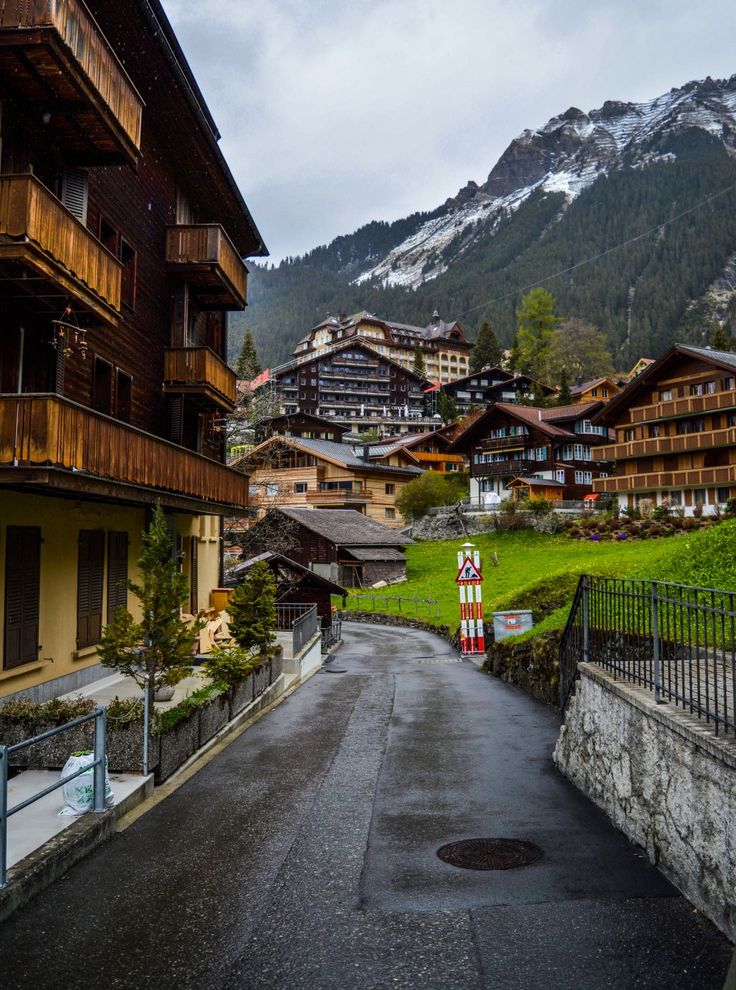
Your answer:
341,612 -> 461,651
484,631 -> 561,710
554,664 -> 736,940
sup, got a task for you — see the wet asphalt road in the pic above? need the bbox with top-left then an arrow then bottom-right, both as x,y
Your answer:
0,622 -> 731,989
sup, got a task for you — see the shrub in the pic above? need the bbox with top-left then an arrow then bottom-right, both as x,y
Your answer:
725,497 -> 736,518
229,561 -> 277,655
622,507 -> 641,521
692,502 -> 704,519
0,696 -> 95,725
106,696 -> 161,733
639,498 -> 654,519
395,471 -> 458,520
203,645 -> 258,690
531,512 -> 564,534
526,496 -> 551,517
652,504 -> 670,521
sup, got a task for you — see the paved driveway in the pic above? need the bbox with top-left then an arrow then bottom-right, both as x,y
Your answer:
0,622 -> 731,989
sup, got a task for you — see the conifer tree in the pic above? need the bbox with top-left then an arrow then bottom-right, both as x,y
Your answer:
515,287 -> 558,379
711,322 -> 734,351
235,328 -> 262,381
470,319 -> 503,372
557,367 -> 572,406
228,561 -> 277,655
437,392 -> 458,424
98,506 -> 198,710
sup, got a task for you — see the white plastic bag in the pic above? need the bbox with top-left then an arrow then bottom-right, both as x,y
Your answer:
58,751 -> 114,816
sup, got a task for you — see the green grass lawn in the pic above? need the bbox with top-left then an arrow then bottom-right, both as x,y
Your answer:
343,521 -> 736,638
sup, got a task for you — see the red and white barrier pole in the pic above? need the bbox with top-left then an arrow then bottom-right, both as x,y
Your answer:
456,542 -> 484,656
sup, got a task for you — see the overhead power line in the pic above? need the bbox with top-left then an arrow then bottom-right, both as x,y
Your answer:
457,179 -> 736,322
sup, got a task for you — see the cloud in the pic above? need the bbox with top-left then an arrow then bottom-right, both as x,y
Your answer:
161,0 -> 736,261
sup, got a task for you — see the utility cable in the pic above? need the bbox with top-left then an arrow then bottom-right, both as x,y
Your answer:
455,179 -> 736,321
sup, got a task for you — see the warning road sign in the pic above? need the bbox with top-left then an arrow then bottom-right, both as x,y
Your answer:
455,556 -> 483,584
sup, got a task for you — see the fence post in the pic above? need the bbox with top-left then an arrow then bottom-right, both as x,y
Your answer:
142,675 -> 150,777
0,745 -> 7,889
582,575 -> 590,662
93,707 -> 106,813
651,583 -> 663,704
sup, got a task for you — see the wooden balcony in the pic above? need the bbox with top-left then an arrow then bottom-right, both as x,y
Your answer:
0,0 -> 142,164
164,347 -> 237,412
628,390 -> 736,425
474,459 -> 536,478
0,173 -> 121,323
306,489 -> 372,505
478,434 -> 530,451
0,394 -> 250,513
594,464 -> 736,495
166,225 -> 247,310
598,426 -> 736,462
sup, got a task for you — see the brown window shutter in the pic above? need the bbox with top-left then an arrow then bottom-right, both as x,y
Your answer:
78,530 -> 105,648
190,537 -> 198,614
107,531 -> 129,621
3,526 -> 41,670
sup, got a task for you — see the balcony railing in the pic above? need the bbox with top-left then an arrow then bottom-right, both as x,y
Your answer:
166,225 -> 247,310
473,459 -> 536,477
0,0 -> 143,163
307,489 -> 372,504
478,434 -> 530,451
593,464 -> 736,494
0,173 -> 121,319
0,394 -> 249,510
598,426 -> 736,461
164,347 -> 237,411
628,390 -> 736,425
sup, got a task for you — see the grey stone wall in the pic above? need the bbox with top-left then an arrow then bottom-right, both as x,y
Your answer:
363,561 -> 406,586
554,664 -> 736,940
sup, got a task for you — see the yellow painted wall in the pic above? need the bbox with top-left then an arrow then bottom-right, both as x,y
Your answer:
0,492 -> 221,699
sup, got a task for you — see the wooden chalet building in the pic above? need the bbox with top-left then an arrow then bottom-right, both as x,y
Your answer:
369,429 -> 467,474
265,339 -> 437,435
272,508 -> 413,588
234,436 -> 422,527
253,412 -> 349,445
441,370 -> 556,415
292,310 -> 472,385
0,0 -> 265,700
592,344 -> 736,513
570,376 -> 621,404
450,402 -> 612,504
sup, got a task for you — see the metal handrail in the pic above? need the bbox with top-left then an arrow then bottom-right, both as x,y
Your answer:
0,707 -> 107,888
292,606 -> 319,655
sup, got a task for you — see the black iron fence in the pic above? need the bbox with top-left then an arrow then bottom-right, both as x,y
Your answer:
560,575 -> 736,737
321,615 -> 342,652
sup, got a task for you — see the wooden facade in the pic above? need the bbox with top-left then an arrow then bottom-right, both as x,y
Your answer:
450,402 -> 612,503
592,345 -> 736,512
0,0 -> 265,695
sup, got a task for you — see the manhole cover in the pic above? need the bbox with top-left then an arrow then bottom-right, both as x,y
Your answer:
437,837 -> 542,871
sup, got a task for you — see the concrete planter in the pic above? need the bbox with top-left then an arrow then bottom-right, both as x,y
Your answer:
253,661 -> 269,699
228,674 -> 254,719
198,693 -> 229,747
107,724 -> 159,773
270,649 -> 283,684
0,720 -> 94,770
156,713 -> 199,784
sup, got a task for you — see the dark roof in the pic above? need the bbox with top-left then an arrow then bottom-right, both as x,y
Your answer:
242,436 -> 422,477
341,547 -> 407,562
493,404 -> 573,438
278,508 -> 413,546
543,401 -> 605,422
443,367 -> 512,388
232,551 -> 346,596
569,376 -> 617,395
256,412 -> 349,434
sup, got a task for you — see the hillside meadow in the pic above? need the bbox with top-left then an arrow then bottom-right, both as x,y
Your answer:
343,521 -> 736,640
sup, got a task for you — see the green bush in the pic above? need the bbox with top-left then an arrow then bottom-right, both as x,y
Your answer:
395,471 -> 459,520
0,696 -> 95,724
159,682 -> 228,734
229,561 -> 277,654
203,646 -> 258,690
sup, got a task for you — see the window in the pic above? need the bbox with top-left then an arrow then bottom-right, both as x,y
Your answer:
107,532 -> 128,622
385,508 -> 396,520
592,388 -> 598,397
60,168 -> 88,224
725,377 -> 735,391
4,526 -> 41,669
693,489 -> 707,506
575,471 -> 593,485
624,429 -> 636,442
92,357 -> 113,414
385,483 -> 395,495
706,381 -> 716,395
294,482 -> 307,493
648,424 -> 661,438
690,383 -> 704,397
602,388 -> 609,397
77,530 -> 105,649
555,470 -> 565,483
659,389 -> 673,401
717,487 -> 731,503
116,370 -> 132,423
534,446 -> 547,461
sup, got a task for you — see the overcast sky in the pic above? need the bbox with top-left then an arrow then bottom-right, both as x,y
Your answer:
162,0 -> 736,263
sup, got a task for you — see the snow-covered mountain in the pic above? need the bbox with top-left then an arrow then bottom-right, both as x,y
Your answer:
353,76 -> 736,290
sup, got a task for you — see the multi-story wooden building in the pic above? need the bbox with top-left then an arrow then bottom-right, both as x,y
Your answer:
369,429 -> 467,474
236,436 -> 422,527
570,376 -> 621,404
592,344 -> 736,513
266,340 -> 437,435
0,0 -> 265,700
450,402 -> 611,504
440,369 -> 557,415
291,310 -> 472,385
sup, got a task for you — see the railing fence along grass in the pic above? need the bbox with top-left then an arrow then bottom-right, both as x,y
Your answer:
0,707 -> 107,888
345,593 -> 440,620
560,575 -> 736,737
276,603 -> 319,656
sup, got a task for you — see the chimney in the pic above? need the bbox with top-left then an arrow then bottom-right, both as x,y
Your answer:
576,375 -> 584,388
361,444 -> 371,462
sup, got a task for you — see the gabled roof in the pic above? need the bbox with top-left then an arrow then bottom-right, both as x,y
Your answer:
238,435 -> 422,477
543,401 -> 606,422
272,337 -> 431,386
594,343 -> 736,424
443,367 -> 513,389
278,508 -> 414,546
570,376 -> 618,395
232,550 -> 346,596
491,404 -> 574,438
507,476 -> 565,488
